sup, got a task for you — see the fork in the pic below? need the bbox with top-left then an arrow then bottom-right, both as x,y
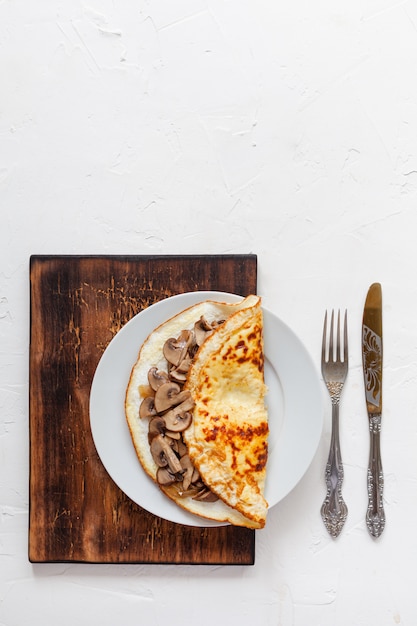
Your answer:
320,309 -> 348,538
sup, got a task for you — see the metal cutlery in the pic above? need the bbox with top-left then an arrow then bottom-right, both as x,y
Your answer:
362,283 -> 385,538
320,310 -> 348,538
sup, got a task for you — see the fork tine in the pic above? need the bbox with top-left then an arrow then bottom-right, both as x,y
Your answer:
336,310 -> 341,362
322,310 -> 328,364
343,309 -> 348,362
329,309 -> 334,363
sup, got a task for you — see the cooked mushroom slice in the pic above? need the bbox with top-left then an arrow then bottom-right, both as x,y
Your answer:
150,434 -> 183,475
176,357 -> 192,374
169,358 -> 192,383
139,396 -> 157,419
147,367 -> 170,391
165,430 -> 181,440
176,486 -> 201,498
164,410 -> 192,433
193,487 -> 219,502
154,381 -> 191,413
179,454 -> 194,490
177,439 -> 188,458
191,466 -> 200,483
163,330 -> 193,366
156,466 -> 177,486
148,416 -> 166,442
201,491 -> 219,502
169,369 -> 187,384
167,436 -> 179,454
194,316 -> 214,346
162,394 -> 194,432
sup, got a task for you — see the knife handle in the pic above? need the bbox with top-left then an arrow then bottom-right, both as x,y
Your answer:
366,414 -> 385,538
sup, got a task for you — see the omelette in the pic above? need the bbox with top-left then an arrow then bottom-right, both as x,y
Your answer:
125,294 -> 269,529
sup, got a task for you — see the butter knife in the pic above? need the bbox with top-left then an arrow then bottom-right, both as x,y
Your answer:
362,282 -> 385,537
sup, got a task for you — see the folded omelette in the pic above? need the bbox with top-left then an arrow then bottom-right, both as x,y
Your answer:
125,294 -> 269,529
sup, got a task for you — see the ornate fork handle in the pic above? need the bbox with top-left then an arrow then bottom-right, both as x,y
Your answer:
366,414 -> 385,538
321,383 -> 348,538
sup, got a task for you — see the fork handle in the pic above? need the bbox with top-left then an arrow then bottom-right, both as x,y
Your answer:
321,398 -> 348,538
366,414 -> 385,537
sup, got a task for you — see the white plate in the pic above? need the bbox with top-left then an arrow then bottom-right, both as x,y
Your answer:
89,291 -> 324,527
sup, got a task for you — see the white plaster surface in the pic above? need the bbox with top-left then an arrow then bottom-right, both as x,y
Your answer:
1,1 -> 416,624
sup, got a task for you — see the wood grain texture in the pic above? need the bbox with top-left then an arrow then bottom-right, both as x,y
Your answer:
29,255 -> 258,564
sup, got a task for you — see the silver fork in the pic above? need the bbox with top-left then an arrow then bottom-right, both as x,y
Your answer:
320,309 -> 348,538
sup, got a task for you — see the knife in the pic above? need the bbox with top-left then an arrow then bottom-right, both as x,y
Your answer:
362,282 -> 385,538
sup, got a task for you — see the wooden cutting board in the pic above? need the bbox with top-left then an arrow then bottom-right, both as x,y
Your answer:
29,254 -> 258,564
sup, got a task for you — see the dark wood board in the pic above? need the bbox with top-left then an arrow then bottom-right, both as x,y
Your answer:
29,254 -> 258,564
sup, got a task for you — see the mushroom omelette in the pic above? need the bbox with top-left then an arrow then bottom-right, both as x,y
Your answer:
125,295 -> 269,529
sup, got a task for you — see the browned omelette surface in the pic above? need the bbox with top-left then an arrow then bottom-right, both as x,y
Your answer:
183,297 -> 269,528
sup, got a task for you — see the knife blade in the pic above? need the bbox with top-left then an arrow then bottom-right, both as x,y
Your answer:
362,282 -> 385,537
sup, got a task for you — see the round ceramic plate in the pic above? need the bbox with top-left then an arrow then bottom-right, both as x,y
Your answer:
89,291 -> 323,527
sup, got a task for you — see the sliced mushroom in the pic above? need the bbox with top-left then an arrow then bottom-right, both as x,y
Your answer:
156,466 -> 177,486
194,316 -> 214,346
139,396 -> 157,419
163,330 -> 193,366
191,466 -> 200,483
150,434 -> 183,475
144,317 -> 227,500
169,369 -> 187,384
165,430 -> 181,440
167,436 -> 179,454
147,367 -> 170,391
154,382 -> 191,413
180,454 -> 194,490
148,416 -> 166,442
169,358 -> 192,383
176,486 -> 201,498
201,491 -> 219,502
162,394 -> 194,432
177,439 -> 188,458
176,357 -> 192,374
164,410 -> 192,433
193,487 -> 219,502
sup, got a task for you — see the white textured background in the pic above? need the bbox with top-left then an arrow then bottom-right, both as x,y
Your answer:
1,1 -> 416,624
